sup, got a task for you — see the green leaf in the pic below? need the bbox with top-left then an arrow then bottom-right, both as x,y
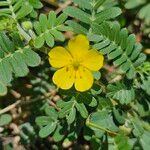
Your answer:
49,29 -> 65,41
141,77 -> 150,95
48,11 -> 56,28
33,12 -> 68,48
9,52 -> 29,77
140,131 -> 150,150
0,58 -> 12,85
16,1 -> 33,20
73,0 -> 92,10
34,35 -> 45,48
58,100 -> 75,118
91,22 -> 146,79
131,118 -> 144,137
93,71 -> 101,80
89,97 -> 98,107
139,4 -> 150,25
87,33 -> 103,42
125,0 -> 146,9
114,134 -> 132,150
1,0 -> 32,20
29,0 -> 43,9
91,84 -> 102,96
21,47 -> 41,67
87,110 -> 118,133
98,97 -> 113,110
66,107 -> 76,124
52,124 -> 65,142
45,106 -> 58,120
76,90 -> 99,106
64,6 -> 91,24
57,98 -> 88,119
65,1 -> 121,26
94,0 -> 106,10
113,88 -> 135,104
0,0 -> 43,20
35,116 -> 54,126
58,97 -> 87,122
0,32 -> 41,95
0,114 -> 12,126
66,20 -> 88,34
95,7 -> 122,24
107,82 -> 135,104
39,14 -> 48,32
0,81 -> 7,96
113,107 -> 125,124
55,13 -> 68,26
36,106 -> 59,138
57,25 -> 73,32
44,32 -> 54,47
39,121 -> 57,138
75,103 -> 88,118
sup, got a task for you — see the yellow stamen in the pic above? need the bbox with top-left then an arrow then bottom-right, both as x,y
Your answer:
73,61 -> 80,70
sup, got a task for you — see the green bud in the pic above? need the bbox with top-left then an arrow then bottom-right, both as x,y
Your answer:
22,21 -> 33,30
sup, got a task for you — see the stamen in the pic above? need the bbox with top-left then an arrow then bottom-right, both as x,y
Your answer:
73,61 -> 80,70
66,67 -> 69,72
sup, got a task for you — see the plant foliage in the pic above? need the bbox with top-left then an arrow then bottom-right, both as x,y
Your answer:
33,12 -> 71,48
125,0 -> 150,25
0,32 -> 41,95
0,0 -> 150,149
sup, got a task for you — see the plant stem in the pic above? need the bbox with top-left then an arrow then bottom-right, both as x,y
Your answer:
86,116 -> 118,136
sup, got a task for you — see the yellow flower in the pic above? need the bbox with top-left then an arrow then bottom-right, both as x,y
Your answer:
48,34 -> 104,92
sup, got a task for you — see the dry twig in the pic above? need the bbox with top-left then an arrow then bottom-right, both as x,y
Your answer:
0,100 -> 21,115
55,0 -> 72,14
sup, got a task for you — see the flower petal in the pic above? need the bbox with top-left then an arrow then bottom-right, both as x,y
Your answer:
48,46 -> 72,68
68,34 -> 89,59
81,49 -> 104,71
74,66 -> 93,92
52,66 -> 75,90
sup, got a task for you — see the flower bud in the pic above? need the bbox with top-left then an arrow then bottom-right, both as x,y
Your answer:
22,21 -> 33,30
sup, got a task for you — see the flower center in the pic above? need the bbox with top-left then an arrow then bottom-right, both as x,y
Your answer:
72,61 -> 80,70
